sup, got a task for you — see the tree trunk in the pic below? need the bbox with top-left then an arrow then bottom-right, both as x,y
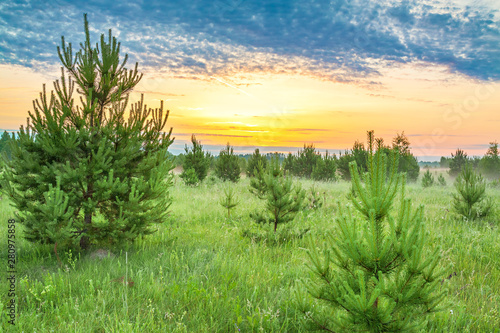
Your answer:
80,181 -> 93,250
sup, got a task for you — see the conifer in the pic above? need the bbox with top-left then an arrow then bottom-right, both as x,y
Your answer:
421,169 -> 434,188
181,134 -> 210,183
296,132 -> 446,332
250,159 -> 305,232
215,143 -> 240,182
219,186 -> 239,218
452,164 -> 492,220
1,14 -> 174,249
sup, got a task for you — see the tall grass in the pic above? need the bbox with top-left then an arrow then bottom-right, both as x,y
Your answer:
0,173 -> 499,332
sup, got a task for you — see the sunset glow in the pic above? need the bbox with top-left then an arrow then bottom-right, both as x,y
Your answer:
1,1 -> 499,160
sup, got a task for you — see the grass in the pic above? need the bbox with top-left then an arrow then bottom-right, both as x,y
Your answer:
0,171 -> 499,332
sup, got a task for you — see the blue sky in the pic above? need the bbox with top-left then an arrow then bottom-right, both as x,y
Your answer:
1,0 -> 499,81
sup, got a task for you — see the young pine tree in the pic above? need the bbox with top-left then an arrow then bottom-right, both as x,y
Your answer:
219,186 -> 239,218
421,169 -> 434,188
296,134 -> 446,332
1,14 -> 174,250
247,148 -> 268,177
250,159 -> 305,232
215,143 -> 240,182
181,134 -> 210,183
437,174 -> 447,186
452,164 -> 492,221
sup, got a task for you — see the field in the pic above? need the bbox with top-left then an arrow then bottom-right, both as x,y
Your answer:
1,170 -> 499,332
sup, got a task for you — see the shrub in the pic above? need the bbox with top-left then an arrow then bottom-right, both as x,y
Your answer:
452,164 -> 492,221
296,140 -> 446,332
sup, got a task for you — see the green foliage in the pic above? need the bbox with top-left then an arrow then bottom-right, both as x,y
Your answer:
452,164 -> 492,221
0,131 -> 12,160
306,184 -> 324,210
438,174 -> 447,186
1,15 -> 174,249
479,141 -> 500,180
250,170 -> 305,232
215,143 -> 241,182
249,156 -> 282,199
294,144 -> 321,178
422,169 -> 435,188
449,149 -> 469,177
312,151 -> 337,181
180,167 -> 199,186
219,186 -> 239,218
297,135 -> 446,332
249,160 -> 268,199
181,134 -> 211,183
247,148 -> 268,177
283,152 -> 295,175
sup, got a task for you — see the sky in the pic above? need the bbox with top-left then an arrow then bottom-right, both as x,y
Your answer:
1,0 -> 499,160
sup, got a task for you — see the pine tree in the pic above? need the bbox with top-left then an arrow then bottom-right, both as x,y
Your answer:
249,156 -> 283,199
452,164 -> 492,221
296,132 -> 446,332
180,167 -> 199,186
219,186 -> 239,218
215,143 -> 240,182
247,148 -> 268,177
421,169 -> 434,188
250,159 -> 305,232
1,14 -> 174,250
449,149 -> 468,177
181,134 -> 210,183
295,144 -> 321,178
312,151 -> 337,181
437,174 -> 447,186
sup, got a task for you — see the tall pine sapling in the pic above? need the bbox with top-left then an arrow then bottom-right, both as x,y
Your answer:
452,164 -> 492,221
296,132 -> 446,332
1,14 -> 174,250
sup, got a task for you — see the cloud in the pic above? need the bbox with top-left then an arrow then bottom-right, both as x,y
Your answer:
0,0 -> 499,81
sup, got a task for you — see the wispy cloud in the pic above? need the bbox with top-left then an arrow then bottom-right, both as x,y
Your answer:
0,0 -> 498,82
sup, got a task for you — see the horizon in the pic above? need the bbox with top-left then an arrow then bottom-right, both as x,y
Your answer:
1,1 -> 499,160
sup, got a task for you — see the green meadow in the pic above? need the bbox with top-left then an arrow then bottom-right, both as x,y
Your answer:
1,171 -> 499,332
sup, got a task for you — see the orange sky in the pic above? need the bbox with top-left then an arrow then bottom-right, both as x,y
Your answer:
1,62 -> 499,160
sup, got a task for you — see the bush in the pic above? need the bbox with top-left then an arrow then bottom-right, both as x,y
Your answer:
452,164 -> 492,221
